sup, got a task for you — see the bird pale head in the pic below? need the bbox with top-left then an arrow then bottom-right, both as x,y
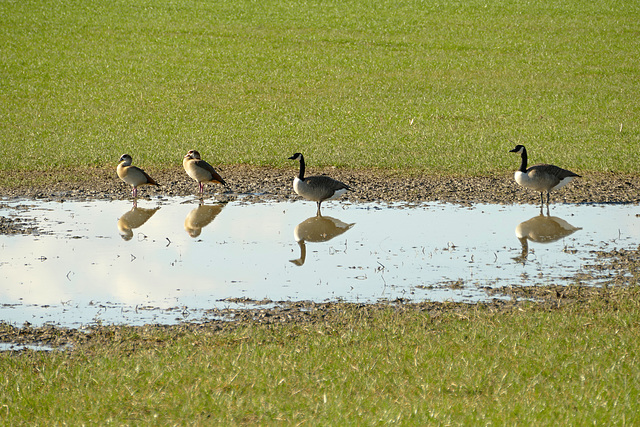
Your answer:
118,154 -> 132,165
185,150 -> 201,160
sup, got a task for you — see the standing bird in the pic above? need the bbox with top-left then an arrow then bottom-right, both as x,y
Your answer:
288,152 -> 352,216
509,144 -> 580,208
117,154 -> 159,199
183,150 -> 226,197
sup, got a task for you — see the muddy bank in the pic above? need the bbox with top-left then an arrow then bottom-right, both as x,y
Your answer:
1,165 -> 639,341
1,165 -> 639,205
1,240 -> 638,344
1,165 -> 638,236
2,282 -> 639,350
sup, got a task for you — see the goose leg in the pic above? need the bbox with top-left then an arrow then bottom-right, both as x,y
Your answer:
316,201 -> 322,217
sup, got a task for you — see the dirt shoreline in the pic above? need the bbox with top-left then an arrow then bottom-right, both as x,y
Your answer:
1,165 -> 639,205
1,166 -> 638,337
2,283 -> 638,347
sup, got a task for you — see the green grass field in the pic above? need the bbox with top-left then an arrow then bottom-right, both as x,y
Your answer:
2,1 -> 640,424
1,0 -> 639,174
2,288 -> 640,424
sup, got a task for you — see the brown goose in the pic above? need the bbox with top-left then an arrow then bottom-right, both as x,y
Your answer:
288,152 -> 352,216
509,145 -> 580,207
183,150 -> 226,197
116,154 -> 159,198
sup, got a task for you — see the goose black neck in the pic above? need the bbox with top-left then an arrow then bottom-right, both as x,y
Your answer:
298,154 -> 306,180
518,147 -> 528,172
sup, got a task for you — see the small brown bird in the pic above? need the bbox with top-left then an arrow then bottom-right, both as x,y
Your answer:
116,154 -> 159,198
183,150 -> 226,197
509,144 -> 580,208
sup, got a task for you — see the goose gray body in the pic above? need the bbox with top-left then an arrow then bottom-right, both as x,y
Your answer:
288,153 -> 351,215
509,145 -> 580,207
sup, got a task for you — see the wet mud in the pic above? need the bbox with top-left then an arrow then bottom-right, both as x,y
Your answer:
1,165 -> 639,205
1,166 -> 639,341
2,281 -> 638,351
1,166 -> 638,233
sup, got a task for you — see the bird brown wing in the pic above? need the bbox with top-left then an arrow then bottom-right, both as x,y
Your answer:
140,168 -> 159,186
195,159 -> 226,185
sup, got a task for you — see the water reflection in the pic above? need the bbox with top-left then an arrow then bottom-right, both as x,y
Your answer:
184,202 -> 225,238
117,205 -> 161,241
290,214 -> 355,265
1,198 -> 638,328
514,213 -> 582,262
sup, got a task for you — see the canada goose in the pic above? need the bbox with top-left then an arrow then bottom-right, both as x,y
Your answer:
509,145 -> 580,207
183,150 -> 226,197
288,152 -> 352,216
117,154 -> 159,198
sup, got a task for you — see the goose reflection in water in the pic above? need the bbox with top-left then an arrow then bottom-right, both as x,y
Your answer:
117,205 -> 161,241
514,213 -> 581,262
290,215 -> 355,266
184,202 -> 225,238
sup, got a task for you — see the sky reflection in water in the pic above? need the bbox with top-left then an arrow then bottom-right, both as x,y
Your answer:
0,197 -> 638,327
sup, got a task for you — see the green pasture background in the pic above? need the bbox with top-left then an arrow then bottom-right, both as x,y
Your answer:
1,0 -> 638,173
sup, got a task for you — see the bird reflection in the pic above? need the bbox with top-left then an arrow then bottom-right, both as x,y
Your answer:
184,202 -> 225,238
117,205 -> 160,241
290,215 -> 355,266
514,213 -> 581,262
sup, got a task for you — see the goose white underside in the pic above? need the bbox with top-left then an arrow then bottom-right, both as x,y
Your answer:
514,171 -> 576,192
327,188 -> 348,200
550,176 -> 575,191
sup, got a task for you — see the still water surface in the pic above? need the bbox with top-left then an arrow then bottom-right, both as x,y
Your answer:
1,197 -> 638,327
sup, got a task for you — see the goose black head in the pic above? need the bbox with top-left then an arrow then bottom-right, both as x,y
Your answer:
288,153 -> 303,161
509,145 -> 525,154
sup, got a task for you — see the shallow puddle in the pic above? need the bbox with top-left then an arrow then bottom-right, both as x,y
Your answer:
0,342 -> 71,352
1,197 -> 638,327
